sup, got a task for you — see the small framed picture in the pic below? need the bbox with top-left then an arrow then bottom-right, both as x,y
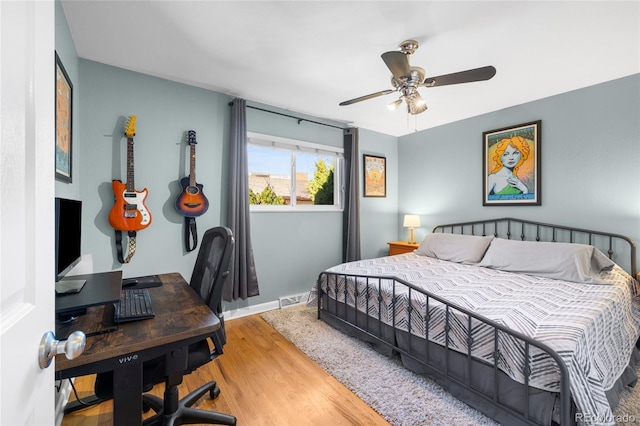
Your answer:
55,52 -> 73,183
482,120 -> 541,206
363,154 -> 386,197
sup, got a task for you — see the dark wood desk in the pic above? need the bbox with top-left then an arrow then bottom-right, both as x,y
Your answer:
55,273 -> 220,425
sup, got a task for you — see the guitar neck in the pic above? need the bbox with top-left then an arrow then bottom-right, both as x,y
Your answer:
189,143 -> 197,187
126,137 -> 135,191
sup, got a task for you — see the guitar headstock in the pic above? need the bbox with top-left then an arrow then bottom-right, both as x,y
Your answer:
124,115 -> 137,138
188,130 -> 197,145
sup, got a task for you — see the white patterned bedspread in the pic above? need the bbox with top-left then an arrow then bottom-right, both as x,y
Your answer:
309,253 -> 640,425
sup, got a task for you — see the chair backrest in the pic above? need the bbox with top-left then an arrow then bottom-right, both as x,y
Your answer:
190,226 -> 234,315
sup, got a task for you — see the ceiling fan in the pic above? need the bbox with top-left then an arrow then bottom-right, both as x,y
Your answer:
339,40 -> 496,115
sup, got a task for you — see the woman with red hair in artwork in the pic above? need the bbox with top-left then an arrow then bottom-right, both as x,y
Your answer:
487,136 -> 531,196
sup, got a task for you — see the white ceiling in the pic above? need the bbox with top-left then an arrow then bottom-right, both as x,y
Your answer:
61,1 -> 640,137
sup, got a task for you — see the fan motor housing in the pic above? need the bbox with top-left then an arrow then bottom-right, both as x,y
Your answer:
391,66 -> 425,90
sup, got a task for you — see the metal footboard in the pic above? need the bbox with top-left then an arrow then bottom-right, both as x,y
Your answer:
316,271 -> 571,425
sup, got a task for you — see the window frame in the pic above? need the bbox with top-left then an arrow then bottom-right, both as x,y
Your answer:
247,132 -> 344,212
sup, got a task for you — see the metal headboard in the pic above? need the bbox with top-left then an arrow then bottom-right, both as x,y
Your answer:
432,217 -> 637,277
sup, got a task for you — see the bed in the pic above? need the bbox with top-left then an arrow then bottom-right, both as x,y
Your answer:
308,218 -> 640,426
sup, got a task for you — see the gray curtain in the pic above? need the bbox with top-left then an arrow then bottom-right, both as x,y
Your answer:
225,98 -> 259,301
343,128 -> 361,262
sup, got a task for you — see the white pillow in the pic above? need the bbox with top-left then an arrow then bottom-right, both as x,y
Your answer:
415,233 -> 494,264
476,238 -> 615,284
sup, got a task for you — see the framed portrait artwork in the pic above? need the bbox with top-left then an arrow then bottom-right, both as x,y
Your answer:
363,154 -> 386,197
55,52 -> 73,183
482,120 -> 541,206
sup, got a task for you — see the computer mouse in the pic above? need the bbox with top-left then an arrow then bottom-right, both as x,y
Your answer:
122,278 -> 138,287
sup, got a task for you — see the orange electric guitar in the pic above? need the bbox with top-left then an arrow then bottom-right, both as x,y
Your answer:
108,115 -> 152,232
175,130 -> 209,217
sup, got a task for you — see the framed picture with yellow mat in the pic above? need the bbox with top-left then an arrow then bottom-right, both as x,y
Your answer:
363,154 -> 386,197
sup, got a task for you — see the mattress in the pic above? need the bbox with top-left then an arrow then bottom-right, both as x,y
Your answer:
310,252 -> 640,425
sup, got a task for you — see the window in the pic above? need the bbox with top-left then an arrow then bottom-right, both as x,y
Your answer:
247,132 -> 343,211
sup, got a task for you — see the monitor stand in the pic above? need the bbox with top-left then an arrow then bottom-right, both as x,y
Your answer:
55,270 -> 122,319
55,279 -> 87,295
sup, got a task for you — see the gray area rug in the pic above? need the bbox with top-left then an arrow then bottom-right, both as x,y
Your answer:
261,304 -> 640,426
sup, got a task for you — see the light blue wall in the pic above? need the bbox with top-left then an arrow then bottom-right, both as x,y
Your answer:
77,60 -> 231,286
359,128 -> 399,259
398,74 -> 640,268
73,60 -> 399,311
54,6 -> 400,310
75,60 -> 359,311
58,1 -> 639,312
54,0 -> 80,201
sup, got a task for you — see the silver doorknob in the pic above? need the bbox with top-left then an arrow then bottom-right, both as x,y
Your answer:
38,330 -> 86,369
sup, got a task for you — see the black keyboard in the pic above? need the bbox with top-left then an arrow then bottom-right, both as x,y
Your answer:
114,288 -> 155,323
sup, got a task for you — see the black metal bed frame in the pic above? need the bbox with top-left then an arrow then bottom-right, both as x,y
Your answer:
316,218 -> 637,426
432,217 -> 636,277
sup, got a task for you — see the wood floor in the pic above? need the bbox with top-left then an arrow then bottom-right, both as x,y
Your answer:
60,313 -> 389,425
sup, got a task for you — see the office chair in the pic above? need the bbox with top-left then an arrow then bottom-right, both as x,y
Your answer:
94,226 -> 237,425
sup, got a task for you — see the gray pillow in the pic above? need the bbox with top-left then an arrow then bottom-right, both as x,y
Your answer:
415,233 -> 494,264
476,238 -> 615,284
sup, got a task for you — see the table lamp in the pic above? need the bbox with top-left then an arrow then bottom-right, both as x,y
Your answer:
403,214 -> 421,244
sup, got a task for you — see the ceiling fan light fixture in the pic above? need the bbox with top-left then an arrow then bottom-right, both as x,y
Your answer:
407,99 -> 427,115
388,98 -> 403,110
408,103 -> 428,115
407,94 -> 428,115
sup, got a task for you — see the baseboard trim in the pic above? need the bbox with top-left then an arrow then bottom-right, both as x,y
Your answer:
223,293 -> 310,321
223,300 -> 279,321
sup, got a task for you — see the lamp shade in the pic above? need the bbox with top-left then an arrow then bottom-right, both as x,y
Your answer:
403,214 -> 421,228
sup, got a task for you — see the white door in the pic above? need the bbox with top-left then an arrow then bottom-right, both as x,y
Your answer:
0,1 -> 56,424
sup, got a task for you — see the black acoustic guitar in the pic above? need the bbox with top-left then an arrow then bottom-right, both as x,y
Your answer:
175,130 -> 209,217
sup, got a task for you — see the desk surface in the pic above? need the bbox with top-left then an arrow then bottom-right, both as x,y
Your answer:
55,272 -> 220,377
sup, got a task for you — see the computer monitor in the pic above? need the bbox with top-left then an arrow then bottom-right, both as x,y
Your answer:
55,197 -> 86,293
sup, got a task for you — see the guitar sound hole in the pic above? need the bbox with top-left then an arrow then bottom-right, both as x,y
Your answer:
186,187 -> 199,195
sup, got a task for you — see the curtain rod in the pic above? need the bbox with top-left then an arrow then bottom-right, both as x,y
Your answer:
228,102 -> 345,130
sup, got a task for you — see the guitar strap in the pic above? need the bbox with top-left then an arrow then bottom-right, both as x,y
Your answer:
115,230 -> 137,263
184,217 -> 198,253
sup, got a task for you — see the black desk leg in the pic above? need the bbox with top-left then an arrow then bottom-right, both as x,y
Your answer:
113,363 -> 143,426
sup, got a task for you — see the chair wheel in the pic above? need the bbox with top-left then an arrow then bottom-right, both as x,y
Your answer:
209,385 -> 221,399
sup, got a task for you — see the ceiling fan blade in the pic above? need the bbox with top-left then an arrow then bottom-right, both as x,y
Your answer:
339,89 -> 395,106
423,66 -> 496,87
381,51 -> 411,79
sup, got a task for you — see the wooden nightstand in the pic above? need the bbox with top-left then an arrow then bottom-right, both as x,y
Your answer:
387,241 -> 420,256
